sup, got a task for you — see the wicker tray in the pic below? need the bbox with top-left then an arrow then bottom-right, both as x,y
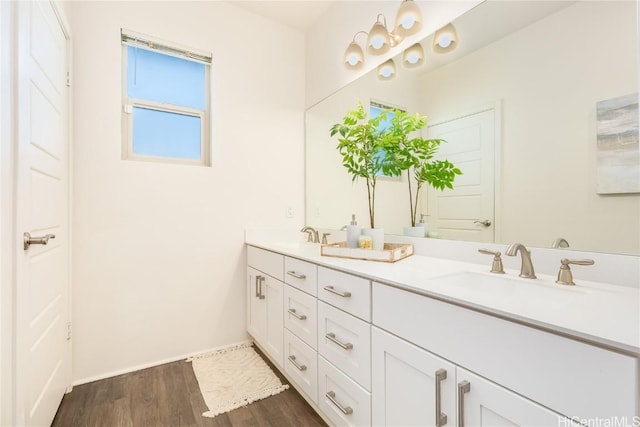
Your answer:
320,242 -> 413,263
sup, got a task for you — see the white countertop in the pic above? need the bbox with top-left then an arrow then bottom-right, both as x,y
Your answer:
245,236 -> 640,356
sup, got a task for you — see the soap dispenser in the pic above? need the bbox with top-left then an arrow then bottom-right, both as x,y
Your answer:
346,214 -> 362,248
419,214 -> 429,237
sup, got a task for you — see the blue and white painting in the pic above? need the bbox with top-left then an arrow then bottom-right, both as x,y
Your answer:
596,93 -> 639,194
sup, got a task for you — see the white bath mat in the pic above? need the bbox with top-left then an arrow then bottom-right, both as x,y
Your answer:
187,343 -> 289,418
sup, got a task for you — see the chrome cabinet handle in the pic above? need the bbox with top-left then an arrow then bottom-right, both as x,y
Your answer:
435,369 -> 448,427
23,232 -> 55,250
257,276 -> 265,300
325,391 -> 353,415
323,285 -> 351,298
457,380 -> 471,427
287,308 -> 307,320
325,332 -> 353,350
255,275 -> 262,298
287,355 -> 307,371
473,219 -> 491,227
286,270 -> 306,280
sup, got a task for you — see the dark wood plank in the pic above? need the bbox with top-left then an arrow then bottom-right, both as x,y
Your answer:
51,348 -> 327,427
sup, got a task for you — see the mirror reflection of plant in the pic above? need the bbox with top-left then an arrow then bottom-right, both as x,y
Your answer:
386,110 -> 462,227
329,102 -> 393,229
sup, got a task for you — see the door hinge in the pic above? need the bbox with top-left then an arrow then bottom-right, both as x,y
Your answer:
67,322 -> 72,341
66,71 -> 70,87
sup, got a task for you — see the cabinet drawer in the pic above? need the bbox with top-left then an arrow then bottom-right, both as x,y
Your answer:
284,257 -> 318,296
284,330 -> 318,405
373,282 -> 639,420
247,246 -> 283,281
318,356 -> 371,427
318,301 -> 371,391
318,267 -> 371,321
284,285 -> 317,349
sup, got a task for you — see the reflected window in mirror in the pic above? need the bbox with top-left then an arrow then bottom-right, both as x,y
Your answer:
371,100 -> 404,179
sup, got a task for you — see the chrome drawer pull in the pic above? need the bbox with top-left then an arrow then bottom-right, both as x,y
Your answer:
325,391 -> 353,415
287,270 -> 306,280
435,369 -> 448,427
287,308 -> 307,320
323,285 -> 351,298
325,332 -> 353,350
258,276 -> 265,300
255,275 -> 265,299
457,380 -> 471,427
287,355 -> 307,371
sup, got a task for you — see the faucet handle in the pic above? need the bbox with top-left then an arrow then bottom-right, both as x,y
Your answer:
302,230 -> 314,242
478,249 -> 505,274
556,258 -> 595,286
322,233 -> 331,244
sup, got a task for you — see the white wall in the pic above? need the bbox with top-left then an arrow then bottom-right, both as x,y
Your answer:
67,1 -> 305,383
305,0 -> 481,108
419,1 -> 639,255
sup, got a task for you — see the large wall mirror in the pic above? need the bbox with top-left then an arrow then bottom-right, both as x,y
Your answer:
306,0 -> 639,255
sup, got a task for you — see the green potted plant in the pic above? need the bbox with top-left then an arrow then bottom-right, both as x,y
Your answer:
329,101 -> 394,249
386,110 -> 462,237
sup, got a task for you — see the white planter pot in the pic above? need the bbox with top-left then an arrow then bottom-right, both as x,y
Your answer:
403,225 -> 426,238
362,227 -> 384,250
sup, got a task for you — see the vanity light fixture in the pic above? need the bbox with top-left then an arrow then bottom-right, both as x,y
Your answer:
395,0 -> 422,37
342,1 -> 428,73
433,23 -> 458,53
377,58 -> 396,80
367,14 -> 398,55
402,43 -> 424,68
344,31 -> 367,69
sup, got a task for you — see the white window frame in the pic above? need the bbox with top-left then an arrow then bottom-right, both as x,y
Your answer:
121,29 -> 212,166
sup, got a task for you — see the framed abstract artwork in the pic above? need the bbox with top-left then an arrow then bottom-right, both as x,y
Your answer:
596,93 -> 639,194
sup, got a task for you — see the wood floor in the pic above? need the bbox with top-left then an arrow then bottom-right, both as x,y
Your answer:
52,347 -> 327,427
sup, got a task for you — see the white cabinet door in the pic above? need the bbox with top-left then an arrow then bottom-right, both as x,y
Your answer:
247,266 -> 284,368
247,267 -> 267,345
457,368 -> 574,427
372,327 -> 457,427
264,275 -> 284,368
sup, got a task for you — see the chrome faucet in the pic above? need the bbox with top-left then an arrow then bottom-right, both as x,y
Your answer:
505,243 -> 536,279
300,226 -> 320,243
551,237 -> 570,249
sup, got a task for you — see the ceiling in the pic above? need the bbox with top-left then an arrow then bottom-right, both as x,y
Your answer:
228,1 -> 337,31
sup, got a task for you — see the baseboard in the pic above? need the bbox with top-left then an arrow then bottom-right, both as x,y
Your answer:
71,339 -> 253,387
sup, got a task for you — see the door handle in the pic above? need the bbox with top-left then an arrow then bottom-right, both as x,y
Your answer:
23,232 -> 56,250
473,219 -> 491,227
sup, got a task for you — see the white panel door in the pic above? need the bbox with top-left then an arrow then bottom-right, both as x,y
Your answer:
426,109 -> 496,243
15,2 -> 70,426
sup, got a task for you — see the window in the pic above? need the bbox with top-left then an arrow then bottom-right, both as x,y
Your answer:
121,30 -> 212,165
370,100 -> 404,178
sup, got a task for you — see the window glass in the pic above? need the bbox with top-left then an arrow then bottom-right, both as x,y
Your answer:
132,107 -> 201,160
127,47 -> 205,109
122,34 -> 211,165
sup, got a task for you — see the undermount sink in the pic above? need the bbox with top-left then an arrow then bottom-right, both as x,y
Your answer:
430,271 -> 589,306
